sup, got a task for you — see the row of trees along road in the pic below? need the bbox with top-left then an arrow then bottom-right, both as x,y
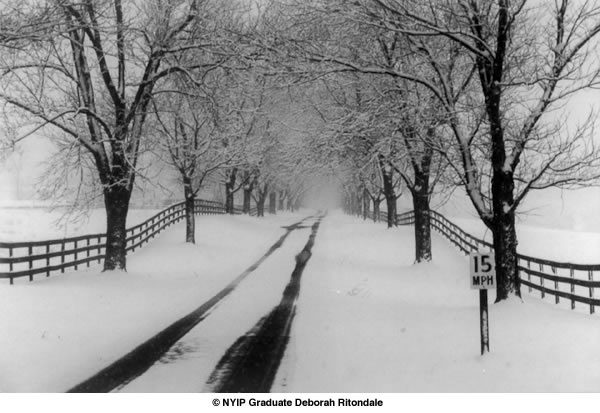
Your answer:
0,0 -> 311,270
256,0 -> 600,302
3,1 -> 600,304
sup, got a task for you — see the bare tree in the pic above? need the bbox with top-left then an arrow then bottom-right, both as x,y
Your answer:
259,1 -> 454,257
377,84 -> 450,262
256,0 -> 600,289
152,74 -> 236,243
0,0 -> 224,270
356,0 -> 600,300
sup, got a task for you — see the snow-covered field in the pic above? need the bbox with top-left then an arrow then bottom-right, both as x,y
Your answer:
0,209 -> 599,393
0,206 -> 161,242
447,216 -> 600,264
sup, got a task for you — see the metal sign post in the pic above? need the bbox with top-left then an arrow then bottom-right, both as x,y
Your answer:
479,289 -> 489,354
470,252 -> 496,355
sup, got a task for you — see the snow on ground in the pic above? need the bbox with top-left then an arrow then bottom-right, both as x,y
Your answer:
273,211 -> 600,392
0,212 -> 304,392
447,217 -> 600,264
1,210 -> 599,393
118,220 -> 318,392
0,206 -> 161,242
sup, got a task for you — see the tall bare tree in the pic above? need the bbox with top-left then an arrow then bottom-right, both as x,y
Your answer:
359,0 -> 600,300
0,0 -> 226,270
258,0 -> 600,292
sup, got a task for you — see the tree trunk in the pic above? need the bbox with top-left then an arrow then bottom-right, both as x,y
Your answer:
355,192 -> 362,216
225,168 -> 236,214
103,185 -> 131,271
243,179 -> 258,215
347,191 -> 354,214
290,193 -> 301,212
491,170 -> 521,302
412,187 -> 431,263
379,156 -> 397,228
491,213 -> 520,302
373,199 -> 381,222
242,172 -> 255,214
362,189 -> 370,220
242,187 -> 251,214
381,176 -> 396,228
411,154 -> 432,262
486,75 -> 521,301
385,194 -> 396,227
257,193 -> 266,217
184,177 -> 195,244
278,191 -> 285,210
268,192 -> 276,214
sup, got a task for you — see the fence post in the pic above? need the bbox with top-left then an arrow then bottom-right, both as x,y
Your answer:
527,261 -> 532,293
552,266 -> 558,304
61,241 -> 65,273
28,245 -> 33,282
570,268 -> 575,309
539,263 -> 545,299
589,270 -> 595,315
9,246 -> 13,273
46,244 -> 50,277
74,240 -> 78,270
86,238 -> 91,267
98,236 -> 102,263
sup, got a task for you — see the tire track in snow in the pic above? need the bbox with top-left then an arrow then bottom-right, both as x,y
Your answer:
205,213 -> 325,393
67,214 -> 316,393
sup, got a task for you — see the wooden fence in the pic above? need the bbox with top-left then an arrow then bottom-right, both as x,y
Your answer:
0,199 -> 252,285
395,209 -> 600,314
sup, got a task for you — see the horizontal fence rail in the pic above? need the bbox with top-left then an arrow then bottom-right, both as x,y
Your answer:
0,199 -> 235,284
395,210 -> 600,314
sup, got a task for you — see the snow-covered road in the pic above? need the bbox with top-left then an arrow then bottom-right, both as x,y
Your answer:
116,215 -> 323,392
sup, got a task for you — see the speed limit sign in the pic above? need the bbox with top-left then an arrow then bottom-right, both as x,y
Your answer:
470,252 -> 496,289
470,251 -> 495,355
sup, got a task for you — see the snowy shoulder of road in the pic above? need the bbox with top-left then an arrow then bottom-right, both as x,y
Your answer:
444,216 -> 600,264
0,212 -> 304,392
274,211 -> 600,392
